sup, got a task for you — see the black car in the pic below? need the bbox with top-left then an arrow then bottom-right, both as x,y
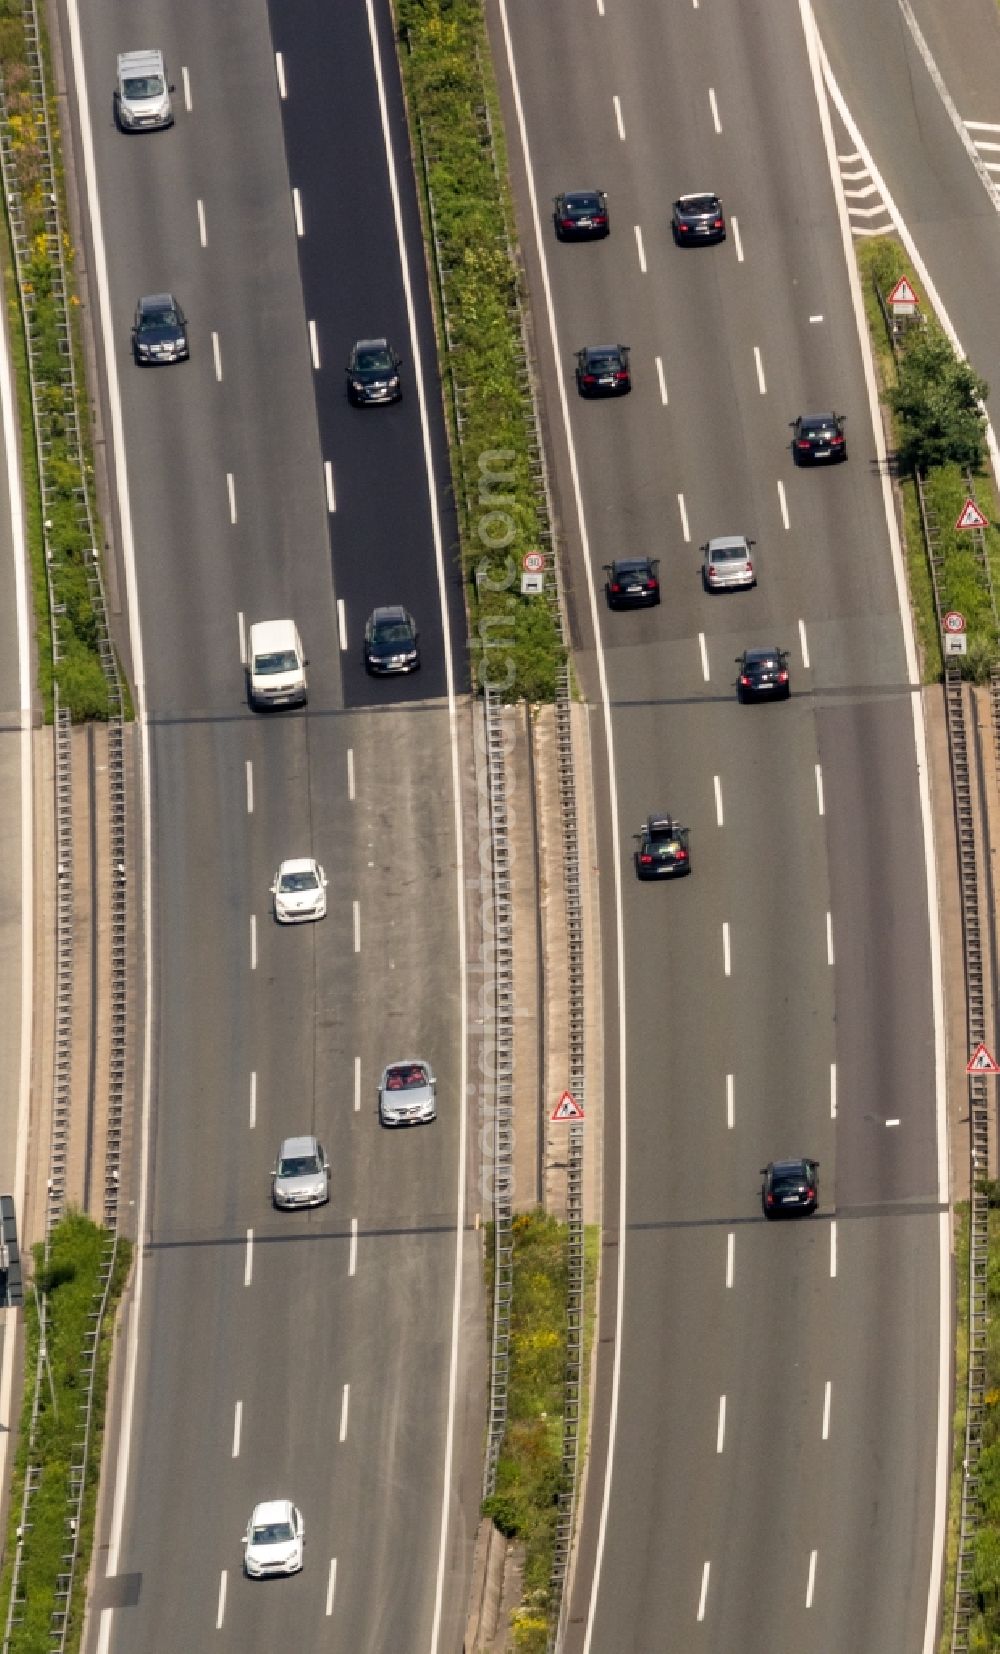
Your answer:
347,338 -> 402,406
554,189 -> 609,240
791,411 -> 847,464
761,1158 -> 819,1218
736,646 -> 790,702
604,558 -> 660,609
132,293 -> 188,364
364,606 -> 420,675
671,191 -> 726,243
576,344 -> 630,397
633,814 -> 690,879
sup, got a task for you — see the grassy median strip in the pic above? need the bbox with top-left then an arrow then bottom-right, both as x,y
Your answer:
856,238 -> 1000,681
0,1213 -> 131,1654
482,1212 -> 599,1651
0,0 -> 111,719
394,0 -> 565,701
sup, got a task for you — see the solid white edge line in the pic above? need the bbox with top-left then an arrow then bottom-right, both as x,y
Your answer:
898,0 -> 1000,217
349,1215 -> 358,1277
211,330 -> 222,382
339,1383 -> 349,1442
181,65 -> 192,112
245,759 -> 253,815
216,1570 -> 227,1630
496,8 -> 629,1651
822,1379 -> 831,1440
799,616 -> 810,668
726,1072 -> 734,1130
232,1399 -> 242,1458
726,1231 -> 734,1288
293,186 -> 304,237
716,1394 -> 726,1453
325,460 -> 336,512
352,898 -> 360,953
337,597 -> 347,653
814,762 -> 824,816
326,1557 -> 337,1617
0,210 -> 32,1509
731,214 -> 744,262
777,477 -> 789,529
714,773 -> 723,826
244,1229 -> 253,1287
806,1548 -> 817,1608
65,0 -> 156,1595
806,30 -> 951,1619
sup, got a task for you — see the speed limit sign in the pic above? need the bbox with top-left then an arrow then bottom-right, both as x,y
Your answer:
523,551 -> 545,574
943,611 -> 966,634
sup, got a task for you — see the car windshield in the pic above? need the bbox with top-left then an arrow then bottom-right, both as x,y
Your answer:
279,869 -> 318,891
279,1155 -> 320,1177
356,348 -> 393,372
253,1522 -> 293,1545
123,75 -> 164,98
254,650 -> 298,674
385,1065 -> 428,1090
140,309 -> 178,330
374,621 -> 412,643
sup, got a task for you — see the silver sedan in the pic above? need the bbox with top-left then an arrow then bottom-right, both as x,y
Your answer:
272,1135 -> 329,1208
378,1060 -> 437,1126
701,534 -> 756,592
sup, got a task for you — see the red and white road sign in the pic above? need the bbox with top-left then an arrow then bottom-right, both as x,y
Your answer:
955,498 -> 989,531
967,1042 -> 1000,1074
523,551 -> 545,574
551,1090 -> 584,1121
943,611 -> 966,634
887,276 -> 919,307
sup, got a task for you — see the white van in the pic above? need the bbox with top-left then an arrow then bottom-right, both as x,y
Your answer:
116,50 -> 173,132
248,620 -> 307,710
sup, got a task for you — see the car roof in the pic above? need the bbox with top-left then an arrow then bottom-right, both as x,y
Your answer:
355,337 -> 389,351
252,1499 -> 293,1523
706,535 -> 748,553
646,815 -> 677,834
371,604 -> 409,623
563,189 -> 602,200
771,1158 -> 812,1176
251,618 -> 298,649
118,49 -> 164,73
278,1134 -> 319,1158
800,412 -> 837,425
677,191 -> 718,205
278,857 -> 318,876
583,344 -> 622,357
745,646 -> 781,660
138,292 -> 175,310
612,556 -> 652,570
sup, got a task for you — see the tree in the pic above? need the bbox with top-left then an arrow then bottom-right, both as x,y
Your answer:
889,330 -> 989,472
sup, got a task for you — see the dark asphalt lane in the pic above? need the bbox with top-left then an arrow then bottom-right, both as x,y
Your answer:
489,0 -> 942,1647
66,0 -> 474,1650
268,0 -> 468,707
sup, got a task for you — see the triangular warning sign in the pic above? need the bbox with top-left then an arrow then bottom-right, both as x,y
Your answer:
551,1090 -> 584,1122
967,1042 -> 1000,1074
887,276 -> 919,306
955,498 -> 989,531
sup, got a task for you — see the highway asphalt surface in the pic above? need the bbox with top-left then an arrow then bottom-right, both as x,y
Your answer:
64,1 -> 476,1650
490,0 -> 945,1649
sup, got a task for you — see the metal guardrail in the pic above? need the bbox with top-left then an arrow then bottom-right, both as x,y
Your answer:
0,0 -> 129,1645
482,686 -> 515,1499
915,470 -> 992,1653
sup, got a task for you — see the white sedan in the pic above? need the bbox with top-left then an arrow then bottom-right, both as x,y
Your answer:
243,1499 -> 304,1577
270,858 -> 327,923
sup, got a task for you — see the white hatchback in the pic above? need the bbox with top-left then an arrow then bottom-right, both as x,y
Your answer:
243,1500 -> 304,1578
271,859 -> 327,924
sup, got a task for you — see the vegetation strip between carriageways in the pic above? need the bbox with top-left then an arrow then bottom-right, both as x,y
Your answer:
394,0 -> 565,702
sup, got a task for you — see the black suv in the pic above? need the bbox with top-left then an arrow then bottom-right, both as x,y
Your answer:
132,293 -> 188,364
347,339 -> 402,405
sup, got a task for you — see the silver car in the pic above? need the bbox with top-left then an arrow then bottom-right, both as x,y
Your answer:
272,1136 -> 329,1208
378,1060 -> 436,1126
116,49 -> 173,131
701,534 -> 756,592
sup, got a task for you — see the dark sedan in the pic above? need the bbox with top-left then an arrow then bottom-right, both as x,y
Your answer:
347,338 -> 402,406
736,646 -> 790,702
791,411 -> 847,464
633,814 -> 690,879
132,293 -> 188,364
671,192 -> 726,243
363,606 -> 420,675
576,344 -> 630,397
604,558 -> 660,609
761,1158 -> 819,1218
554,189 -> 609,240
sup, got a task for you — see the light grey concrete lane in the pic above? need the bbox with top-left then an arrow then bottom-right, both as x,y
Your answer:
492,0 -> 942,1647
